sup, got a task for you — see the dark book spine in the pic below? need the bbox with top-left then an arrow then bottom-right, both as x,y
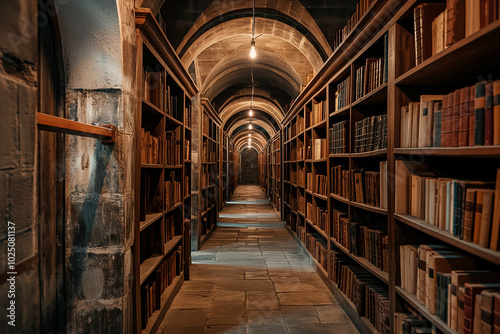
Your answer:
475,82 -> 487,145
485,81 -> 494,145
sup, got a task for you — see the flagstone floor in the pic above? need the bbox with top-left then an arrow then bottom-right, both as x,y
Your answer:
157,185 -> 358,334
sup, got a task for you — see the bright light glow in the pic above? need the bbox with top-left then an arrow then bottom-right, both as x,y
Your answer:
249,123 -> 253,130
249,133 -> 252,137
250,45 -> 256,58
249,109 -> 253,116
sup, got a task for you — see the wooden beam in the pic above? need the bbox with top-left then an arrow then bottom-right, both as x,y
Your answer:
37,113 -> 116,143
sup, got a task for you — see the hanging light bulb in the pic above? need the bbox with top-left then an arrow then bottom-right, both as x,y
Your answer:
249,133 -> 252,137
249,109 -> 253,116
249,39 -> 256,59
248,123 -> 253,130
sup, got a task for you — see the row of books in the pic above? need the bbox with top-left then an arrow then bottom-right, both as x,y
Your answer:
287,115 -> 305,140
164,214 -> 178,245
141,248 -> 181,329
399,243 -> 500,333
289,140 -> 304,161
309,100 -> 327,126
329,120 -> 349,154
184,139 -> 190,161
332,209 -> 389,272
330,253 -> 390,333
202,141 -> 217,163
201,165 -> 216,189
141,129 -> 164,165
335,76 -> 351,111
354,114 -> 388,153
203,114 -> 214,138
400,80 -> 500,149
395,163 -> 500,250
184,176 -> 189,200
165,172 -> 182,210
313,138 -> 328,160
354,54 -> 387,100
331,162 -> 388,209
394,312 -> 433,334
306,173 -> 327,196
297,226 -> 328,271
306,203 -> 328,234
143,69 -> 165,111
185,105 -> 192,128
332,0 -> 376,51
414,1 -> 500,66
165,130 -> 182,166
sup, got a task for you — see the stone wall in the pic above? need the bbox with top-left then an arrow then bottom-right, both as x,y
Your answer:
0,0 -> 39,333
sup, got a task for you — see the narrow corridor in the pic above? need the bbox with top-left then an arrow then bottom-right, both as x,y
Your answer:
158,185 -> 358,334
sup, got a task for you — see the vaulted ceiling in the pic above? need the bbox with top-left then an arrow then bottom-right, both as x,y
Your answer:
138,0 -> 357,151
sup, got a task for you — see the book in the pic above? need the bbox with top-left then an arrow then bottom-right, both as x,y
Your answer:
494,292 -> 500,334
491,169 -> 500,250
480,290 -> 500,334
465,0 -> 481,37
464,283 -> 500,334
414,3 -> 447,65
419,96 -> 444,147
479,189 -> 495,247
493,80 -> 500,145
475,81 -> 487,145
485,81 -> 494,145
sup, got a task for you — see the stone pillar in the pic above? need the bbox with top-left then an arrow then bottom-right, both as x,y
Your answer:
190,93 -> 202,250
0,0 -> 40,333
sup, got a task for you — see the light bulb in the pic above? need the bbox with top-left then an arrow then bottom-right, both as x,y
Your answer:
249,123 -> 253,130
249,109 -> 253,116
250,40 -> 256,58
249,133 -> 252,137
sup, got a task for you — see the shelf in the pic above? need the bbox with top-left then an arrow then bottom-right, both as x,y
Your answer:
330,104 -> 351,117
395,20 -> 500,86
350,200 -> 387,215
203,161 -> 217,165
330,237 -> 389,284
305,218 -> 329,240
142,100 -> 164,117
394,146 -> 500,158
140,254 -> 164,285
350,148 -> 387,158
140,212 -> 163,232
203,133 -> 216,143
202,184 -> 215,190
306,118 -> 327,131
329,153 -> 350,158
306,189 -> 328,201
396,287 -> 457,334
310,158 -> 328,163
141,272 -> 184,334
165,165 -> 183,169
165,202 -> 182,214
330,193 -> 350,205
184,160 -> 192,163
141,164 -> 164,169
352,82 -> 387,107
184,194 -> 190,200
184,125 -> 191,131
201,204 -> 216,217
395,213 -> 500,266
165,112 -> 183,127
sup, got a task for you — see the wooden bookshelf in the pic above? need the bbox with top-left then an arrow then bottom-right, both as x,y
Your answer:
134,8 -> 195,333
281,0 -> 500,333
260,134 -> 282,214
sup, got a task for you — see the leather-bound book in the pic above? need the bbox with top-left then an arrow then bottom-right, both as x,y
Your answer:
493,292 -> 500,334
452,89 -> 461,147
414,3 -> 447,64
491,169 -> 500,250
493,80 -> 500,145
459,286 -> 466,334
446,0 -> 466,47
464,283 -> 500,334
459,86 -> 472,146
473,189 -> 485,245
480,290 -> 500,334
417,245 -> 449,304
475,81 -> 487,146
478,189 -> 495,248
485,81 -> 494,145
462,188 -> 478,242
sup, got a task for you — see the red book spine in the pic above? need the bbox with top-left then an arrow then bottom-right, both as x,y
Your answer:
485,81 -> 494,145
452,89 -> 461,147
469,85 -> 476,146
464,285 -> 474,334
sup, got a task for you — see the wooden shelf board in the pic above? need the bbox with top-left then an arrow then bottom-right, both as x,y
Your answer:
331,238 -> 389,284
200,224 -> 216,248
165,165 -> 183,169
306,119 -> 327,131
395,20 -> 500,86
350,148 -> 387,158
350,200 -> 388,215
305,218 -> 329,240
141,163 -> 164,169
202,184 -> 215,190
140,212 -> 163,232
396,287 -> 458,334
165,113 -> 183,127
395,213 -> 500,265
394,146 -> 500,157
184,125 -> 192,131
352,82 -> 388,107
141,272 -> 184,334
330,104 -> 351,117
330,193 -> 350,205
164,235 -> 183,258
329,153 -> 350,158
142,100 -> 164,117
165,202 -> 182,214
184,194 -> 190,200
140,254 -> 164,285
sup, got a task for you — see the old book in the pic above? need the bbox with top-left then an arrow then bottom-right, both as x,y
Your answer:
473,189 -> 485,245
459,86 -> 472,147
411,102 -> 421,147
491,169 -> 500,250
473,293 -> 483,333
464,283 -> 500,334
493,80 -> 500,145
485,81 -> 494,145
452,89 -> 461,147
419,96 -> 443,147
479,189 -> 495,248
437,178 -> 453,230
426,252 -> 475,314
442,93 -> 453,147
446,0 -> 466,47
414,3 -> 447,64
434,101 -> 443,147
462,188 -> 478,242
459,286 -> 466,334
475,81 -> 487,145
449,271 -> 500,330
480,289 -> 500,334
494,292 -> 500,334
401,105 -> 411,148
395,160 -> 410,214
437,272 -> 452,322
468,85 -> 477,147
465,0 -> 481,37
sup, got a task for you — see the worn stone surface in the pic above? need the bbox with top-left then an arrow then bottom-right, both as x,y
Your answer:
157,185 -> 358,333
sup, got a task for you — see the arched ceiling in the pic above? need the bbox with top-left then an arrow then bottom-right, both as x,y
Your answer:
140,0 -> 357,151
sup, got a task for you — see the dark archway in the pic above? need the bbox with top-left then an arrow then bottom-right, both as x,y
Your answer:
240,147 -> 259,185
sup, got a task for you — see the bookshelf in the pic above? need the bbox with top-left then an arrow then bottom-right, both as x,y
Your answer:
220,133 -> 228,207
135,9 -> 196,334
261,134 -> 282,214
281,1 -> 500,333
228,139 -> 239,197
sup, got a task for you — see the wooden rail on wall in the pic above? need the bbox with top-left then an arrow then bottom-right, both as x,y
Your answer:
37,113 -> 116,143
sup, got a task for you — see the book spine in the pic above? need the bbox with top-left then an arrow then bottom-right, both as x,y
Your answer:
475,81 -> 487,145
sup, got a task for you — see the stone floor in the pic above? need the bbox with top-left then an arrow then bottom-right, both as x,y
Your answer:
157,185 -> 358,334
